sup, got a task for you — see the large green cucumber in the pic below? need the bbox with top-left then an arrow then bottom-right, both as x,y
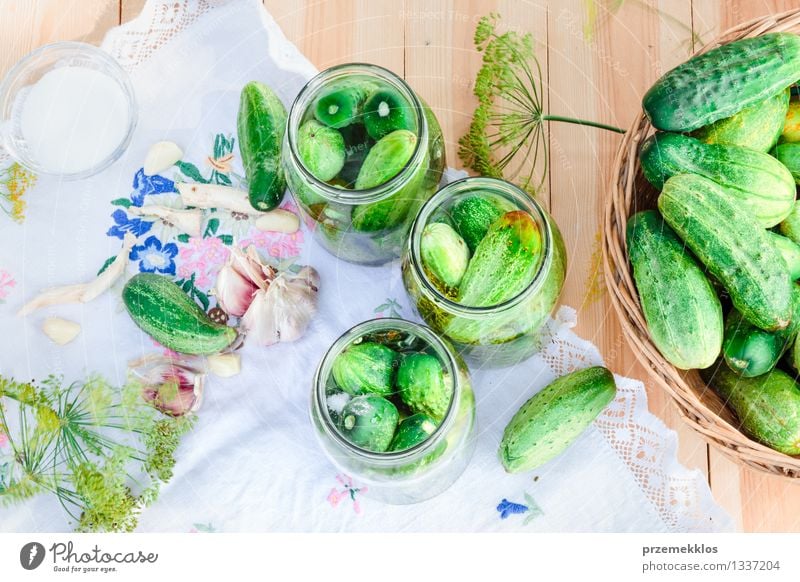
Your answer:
768,231 -> 800,280
449,194 -> 516,253
658,174 -> 792,331
639,132 -> 795,227
457,211 -> 543,307
339,395 -> 399,452
642,33 -> 800,132
773,142 -> 800,185
331,342 -> 399,396
499,366 -> 616,473
123,274 -> 237,355
700,363 -> 800,455
396,353 -> 451,421
420,222 -> 469,293
692,88 -> 789,152
313,82 -> 371,129
626,210 -> 722,370
237,81 -> 287,211
389,413 -> 438,451
297,119 -> 345,182
722,285 -> 800,378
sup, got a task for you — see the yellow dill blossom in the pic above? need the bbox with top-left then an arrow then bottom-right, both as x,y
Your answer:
0,162 -> 36,223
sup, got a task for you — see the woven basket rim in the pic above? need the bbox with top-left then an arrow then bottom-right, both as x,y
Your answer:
602,9 -> 800,480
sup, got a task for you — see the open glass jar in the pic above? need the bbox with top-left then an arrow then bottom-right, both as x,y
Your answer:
402,177 -> 567,368
283,63 -> 445,265
310,318 -> 476,504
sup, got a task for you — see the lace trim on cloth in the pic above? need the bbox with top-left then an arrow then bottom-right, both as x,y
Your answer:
99,0 -> 733,533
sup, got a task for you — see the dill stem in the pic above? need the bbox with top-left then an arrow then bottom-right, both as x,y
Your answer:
541,114 -> 626,134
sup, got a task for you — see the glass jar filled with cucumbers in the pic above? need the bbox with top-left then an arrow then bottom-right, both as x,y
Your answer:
283,63 -> 445,265
402,177 -> 567,368
310,318 -> 476,504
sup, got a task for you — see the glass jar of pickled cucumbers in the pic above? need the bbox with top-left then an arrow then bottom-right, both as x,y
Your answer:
283,63 -> 445,265
310,318 -> 476,504
402,177 -> 567,368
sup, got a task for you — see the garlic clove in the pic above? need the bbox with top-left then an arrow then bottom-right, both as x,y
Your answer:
144,141 -> 183,175
255,209 -> 300,234
214,259 -> 259,317
178,183 -> 257,215
42,317 -> 81,345
131,355 -> 205,417
206,352 -> 241,377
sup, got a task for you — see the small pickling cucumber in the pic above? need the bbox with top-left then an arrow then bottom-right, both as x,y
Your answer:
779,202 -> 800,245
123,273 -> 237,355
420,222 -> 470,293
389,413 -> 438,451
643,33 -> 800,132
700,363 -> 800,455
297,119 -> 345,181
238,81 -> 287,211
781,99 -> 800,143
339,395 -> 399,452
658,174 -> 793,331
449,194 -> 515,253
331,342 -> 399,396
773,142 -> 800,185
626,210 -> 723,370
397,353 -> 451,421
639,132 -> 795,227
457,211 -> 543,307
499,366 -> 617,473
768,231 -> 800,280
313,82 -> 370,129
692,88 -> 789,152
722,286 -> 800,378
363,88 -> 416,140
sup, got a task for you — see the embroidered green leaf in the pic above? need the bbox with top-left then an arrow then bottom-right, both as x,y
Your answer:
97,256 -> 117,276
204,218 -> 220,237
176,233 -> 190,243
213,172 -> 232,186
374,303 -> 390,313
194,290 -> 210,312
217,234 -> 234,246
176,161 -> 209,184
111,198 -> 132,208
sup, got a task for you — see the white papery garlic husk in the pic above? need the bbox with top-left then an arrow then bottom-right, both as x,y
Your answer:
240,266 -> 320,345
213,246 -> 276,317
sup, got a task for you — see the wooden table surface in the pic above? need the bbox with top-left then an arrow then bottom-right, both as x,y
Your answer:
3,0 -> 799,532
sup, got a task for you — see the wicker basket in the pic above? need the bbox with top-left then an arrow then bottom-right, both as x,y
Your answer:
603,9 -> 800,479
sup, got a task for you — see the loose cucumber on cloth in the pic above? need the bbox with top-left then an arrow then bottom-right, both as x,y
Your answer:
238,81 -> 287,211
123,273 -> 237,355
643,33 -> 800,132
657,174 -> 792,331
626,210 -> 722,370
639,132 -> 795,227
499,366 -> 617,473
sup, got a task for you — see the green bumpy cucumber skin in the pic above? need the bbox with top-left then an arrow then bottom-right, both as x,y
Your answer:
639,132 -> 795,227
499,366 -> 617,473
457,211 -> 543,308
692,88 -> 789,152
363,88 -> 416,140
768,232 -> 800,280
781,99 -> 800,143
450,195 -> 506,253
237,81 -> 288,211
722,286 -> 800,378
389,413 -> 438,451
123,274 -> 237,355
339,395 -> 399,453
397,353 -> 451,421
420,222 -> 470,293
313,83 -> 370,129
626,210 -> 723,370
700,363 -> 800,455
779,203 -> 800,246
773,142 -> 800,185
642,33 -> 800,132
658,174 -> 792,331
331,342 -> 399,396
297,119 -> 345,182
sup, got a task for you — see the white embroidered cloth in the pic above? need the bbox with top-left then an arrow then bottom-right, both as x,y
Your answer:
0,0 -> 732,532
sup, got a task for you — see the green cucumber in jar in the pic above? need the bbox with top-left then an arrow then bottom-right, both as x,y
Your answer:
773,142 -> 800,185
397,353 -> 451,421
499,366 -> 616,473
450,194 -> 516,253
658,173 -> 793,331
237,81 -> 287,211
779,202 -> 800,245
768,231 -> 800,280
389,413 -> 439,451
331,342 -> 399,396
363,87 -> 416,140
420,222 -> 470,293
339,395 -> 399,452
123,273 -> 237,355
313,82 -> 371,129
626,210 -> 723,370
297,119 -> 345,181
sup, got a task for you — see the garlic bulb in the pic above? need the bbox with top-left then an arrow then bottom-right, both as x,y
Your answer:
213,247 -> 276,317
129,354 -> 205,417
240,266 -> 320,345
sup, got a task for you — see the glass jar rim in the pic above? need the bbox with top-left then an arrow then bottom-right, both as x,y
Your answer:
312,317 -> 461,463
0,41 -> 138,180
286,62 -> 427,205
407,176 -> 554,316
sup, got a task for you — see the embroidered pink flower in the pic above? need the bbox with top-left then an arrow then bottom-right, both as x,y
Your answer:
327,474 -> 367,514
177,236 -> 231,289
0,431 -> 8,448
327,489 -> 344,508
239,229 -> 304,260
0,269 -> 16,301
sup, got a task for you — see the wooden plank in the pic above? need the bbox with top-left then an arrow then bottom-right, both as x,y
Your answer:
0,0 -> 120,77
693,0 -> 800,533
546,0 -> 710,482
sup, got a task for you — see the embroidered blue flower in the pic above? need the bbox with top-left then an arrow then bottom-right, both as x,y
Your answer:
107,209 -> 153,239
497,498 -> 529,519
130,235 -> 178,275
130,168 -> 176,206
